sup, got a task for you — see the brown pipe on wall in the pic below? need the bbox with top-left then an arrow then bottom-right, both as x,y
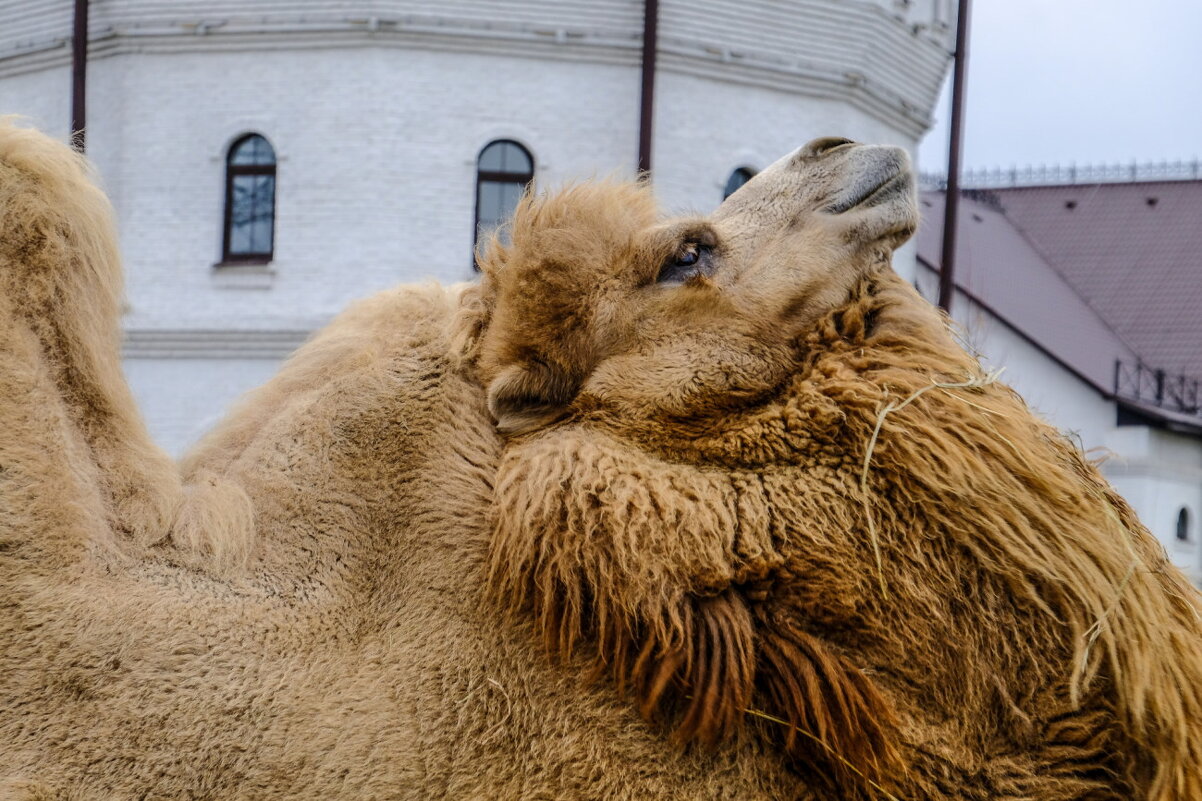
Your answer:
938,0 -> 971,313
71,0 -> 89,151
637,0 -> 658,176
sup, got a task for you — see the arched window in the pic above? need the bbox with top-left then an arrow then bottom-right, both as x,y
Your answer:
723,167 -> 756,200
223,134 -> 277,263
1177,507 -> 1193,543
475,140 -> 534,264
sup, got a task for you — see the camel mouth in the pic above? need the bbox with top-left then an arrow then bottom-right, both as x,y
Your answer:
822,147 -> 912,214
825,169 -> 908,214
855,170 -> 910,208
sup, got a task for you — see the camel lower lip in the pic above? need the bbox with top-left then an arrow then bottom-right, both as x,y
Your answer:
826,170 -> 906,213
857,171 -> 905,206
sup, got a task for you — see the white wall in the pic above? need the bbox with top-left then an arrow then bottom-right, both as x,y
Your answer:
660,0 -> 951,134
1,2 -> 952,454
73,42 -> 927,333
91,46 -> 642,331
124,356 -> 284,456
916,264 -> 1115,447
0,65 -> 70,137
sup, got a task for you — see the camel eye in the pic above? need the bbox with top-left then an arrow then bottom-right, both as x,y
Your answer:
674,245 -> 700,267
657,243 -> 715,284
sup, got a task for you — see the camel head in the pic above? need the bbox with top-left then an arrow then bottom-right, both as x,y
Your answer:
466,128 -> 1202,798
466,138 -> 924,793
474,137 -> 917,438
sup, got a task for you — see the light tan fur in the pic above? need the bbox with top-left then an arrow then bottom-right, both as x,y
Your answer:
0,118 -> 178,561
0,120 -> 795,800
1,121 -> 1199,800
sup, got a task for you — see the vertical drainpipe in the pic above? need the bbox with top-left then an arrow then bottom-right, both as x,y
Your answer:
71,0 -> 89,151
937,0 -> 971,313
637,0 -> 659,177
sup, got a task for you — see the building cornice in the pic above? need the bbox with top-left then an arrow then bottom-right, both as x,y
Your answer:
122,328 -> 311,359
657,49 -> 931,139
0,14 -> 940,138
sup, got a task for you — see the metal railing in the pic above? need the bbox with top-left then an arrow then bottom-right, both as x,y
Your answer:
921,159 -> 1202,190
1114,360 -> 1201,417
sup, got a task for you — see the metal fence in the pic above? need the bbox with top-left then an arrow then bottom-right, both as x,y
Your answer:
1114,360 -> 1201,417
921,159 -> 1202,190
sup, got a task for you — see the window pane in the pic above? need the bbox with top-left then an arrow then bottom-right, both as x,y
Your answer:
478,143 -> 504,172
477,180 -> 502,230
230,135 -> 276,166
505,144 -> 532,174
478,141 -> 532,176
229,174 -> 274,255
501,181 -> 525,218
477,179 -> 527,245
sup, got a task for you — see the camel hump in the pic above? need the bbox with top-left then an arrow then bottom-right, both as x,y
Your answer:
0,118 -> 124,330
0,118 -> 179,555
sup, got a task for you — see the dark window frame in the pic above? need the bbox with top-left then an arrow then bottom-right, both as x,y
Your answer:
221,133 -> 277,265
473,139 -> 534,269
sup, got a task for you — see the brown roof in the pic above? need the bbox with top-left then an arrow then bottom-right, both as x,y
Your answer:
987,181 -> 1202,380
917,191 -> 1138,394
918,180 -> 1202,429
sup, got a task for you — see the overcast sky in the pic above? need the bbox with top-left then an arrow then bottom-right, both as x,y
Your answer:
917,0 -> 1202,175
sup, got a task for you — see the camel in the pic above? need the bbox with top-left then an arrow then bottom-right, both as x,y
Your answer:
1,120 -> 1199,800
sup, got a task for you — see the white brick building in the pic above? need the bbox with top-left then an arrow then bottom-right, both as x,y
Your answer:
0,0 -> 955,451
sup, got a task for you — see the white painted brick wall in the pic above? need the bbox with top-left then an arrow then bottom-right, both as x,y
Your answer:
0,66 -> 71,137
1,5 -> 949,453
94,47 -> 645,331
124,356 -> 285,454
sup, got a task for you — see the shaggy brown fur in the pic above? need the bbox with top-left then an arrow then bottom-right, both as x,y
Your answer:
470,143 -> 1202,798
3,120 -> 1200,800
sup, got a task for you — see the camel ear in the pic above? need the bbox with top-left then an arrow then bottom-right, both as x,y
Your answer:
486,362 -> 574,436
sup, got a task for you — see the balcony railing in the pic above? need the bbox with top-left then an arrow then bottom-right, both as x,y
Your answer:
921,159 -> 1202,190
1115,360 -> 1201,418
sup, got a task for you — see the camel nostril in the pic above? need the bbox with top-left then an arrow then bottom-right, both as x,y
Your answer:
802,137 -> 856,157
